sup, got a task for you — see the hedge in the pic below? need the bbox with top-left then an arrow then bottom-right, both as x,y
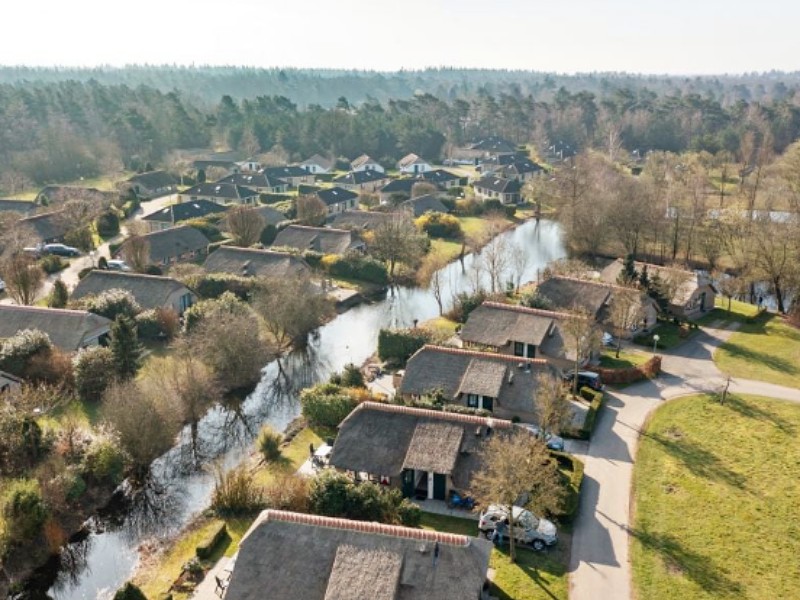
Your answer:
587,355 -> 661,385
260,193 -> 292,204
322,252 -> 388,284
377,328 -> 432,366
195,522 -> 228,559
297,184 -> 322,195
572,387 -> 605,440
552,451 -> 585,523
186,272 -> 256,300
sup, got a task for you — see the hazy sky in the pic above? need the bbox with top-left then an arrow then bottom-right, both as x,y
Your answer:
2,0 -> 799,74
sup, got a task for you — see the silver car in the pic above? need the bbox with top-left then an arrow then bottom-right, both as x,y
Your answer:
478,504 -> 558,551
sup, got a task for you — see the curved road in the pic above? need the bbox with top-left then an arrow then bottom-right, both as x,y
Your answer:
569,322 -> 800,600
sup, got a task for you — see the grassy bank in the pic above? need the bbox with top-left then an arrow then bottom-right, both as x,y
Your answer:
420,513 -> 569,600
631,394 -> 800,600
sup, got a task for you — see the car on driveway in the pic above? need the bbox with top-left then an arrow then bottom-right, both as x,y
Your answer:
563,370 -> 604,392
43,243 -> 81,257
478,505 -> 558,551
106,260 -> 132,272
520,424 -> 565,452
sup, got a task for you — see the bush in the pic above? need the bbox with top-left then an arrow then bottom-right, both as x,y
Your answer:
259,193 -> 292,204
195,523 -> 228,560
96,211 -> 120,238
2,479 -> 48,542
302,250 -> 323,269
183,291 -> 250,332
309,471 -> 410,524
134,308 -> 179,342
183,217 -> 222,243
565,388 -> 605,441
397,499 -> 422,527
0,329 -> 52,376
322,252 -> 389,284
262,474 -> 310,513
256,426 -> 283,463
339,363 -> 365,388
79,288 -> 141,320
48,279 -> 69,308
377,328 -> 432,366
415,211 -> 463,239
39,254 -> 67,274
442,404 -> 492,417
211,465 -> 264,515
300,383 -> 358,429
185,273 -> 256,300
552,452 -> 585,523
64,227 -> 94,252
82,434 -> 127,485
144,264 -> 163,276
74,346 -> 115,403
520,290 -> 553,310
112,583 -> 147,600
446,290 -> 490,323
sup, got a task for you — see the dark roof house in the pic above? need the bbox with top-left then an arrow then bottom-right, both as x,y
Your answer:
204,246 -> 312,279
125,171 -> 179,199
125,225 -> 210,265
218,173 -> 289,193
419,169 -> 461,186
272,225 -> 364,255
401,194 -> 449,217
333,170 -> 388,189
299,154 -> 334,173
142,200 -> 228,231
317,187 -> 359,208
179,182 -> 259,205
71,271 -> 197,314
19,210 -> 69,243
329,210 -> 393,230
225,509 -> 491,600
473,177 -> 522,204
0,306 -> 111,351
469,136 -> 517,154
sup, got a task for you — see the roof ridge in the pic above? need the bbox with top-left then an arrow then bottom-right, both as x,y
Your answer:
216,245 -> 296,257
417,344 -> 550,366
89,269 -> 177,282
261,510 -> 471,547
357,400 -> 514,429
481,301 -> 572,320
0,304 -> 95,316
287,224 -> 351,234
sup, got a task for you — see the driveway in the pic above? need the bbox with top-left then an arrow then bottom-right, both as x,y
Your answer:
569,323 -> 800,600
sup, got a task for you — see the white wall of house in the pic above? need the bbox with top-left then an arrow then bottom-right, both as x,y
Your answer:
400,162 -> 433,174
353,162 -> 385,173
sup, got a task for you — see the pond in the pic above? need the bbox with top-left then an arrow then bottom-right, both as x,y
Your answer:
35,218 -> 566,600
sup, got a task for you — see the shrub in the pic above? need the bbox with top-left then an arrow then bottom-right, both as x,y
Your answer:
185,273 -> 256,300
552,451 -> 585,523
183,292 -> 249,332
262,474 -> 310,513
112,583 -> 147,600
96,211 -> 120,238
0,329 -> 53,376
566,388 -> 605,441
2,479 -> 48,542
156,307 -> 181,340
397,499 -> 422,527
210,465 -> 264,515
80,288 -> 141,320
309,471 -> 410,524
259,193 -> 292,204
520,290 -> 553,310
144,264 -> 163,276
195,523 -> 227,560
256,426 -> 283,463
135,308 -> 179,342
300,383 -> 358,429
64,227 -> 94,252
442,404 -> 492,417
377,328 -> 432,366
302,250 -> 323,269
183,217 -> 222,243
339,363 -> 365,388
323,252 -> 389,284
82,434 -> 127,485
446,290 -> 490,323
48,278 -> 69,308
39,254 -> 67,274
415,211 -> 463,239
74,346 -> 115,403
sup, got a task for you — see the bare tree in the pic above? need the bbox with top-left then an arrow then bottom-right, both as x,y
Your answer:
535,372 -> 572,435
296,195 -> 328,226
607,287 -> 645,358
369,214 -> 427,278
417,254 -> 449,315
2,254 -> 44,305
411,182 -> 438,198
470,430 -> 563,562
122,234 -> 151,273
509,245 -> 530,292
562,308 -> 602,396
226,205 -> 265,247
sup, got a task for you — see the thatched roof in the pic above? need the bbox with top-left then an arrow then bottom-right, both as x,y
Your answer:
329,210 -> 393,230
402,421 -> 464,475
535,275 -> 613,318
203,246 -> 311,279
272,225 -> 361,255
330,402 -> 514,481
226,509 -> 491,600
599,258 -> 714,306
71,271 -> 194,310
19,210 -> 69,243
131,225 -> 210,263
402,194 -> 449,217
0,306 -> 111,351
127,170 -> 177,189
460,301 -> 567,348
324,545 -> 402,600
399,346 -> 557,415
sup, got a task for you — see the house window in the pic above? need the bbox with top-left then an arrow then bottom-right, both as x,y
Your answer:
514,342 -> 525,357
466,394 -> 479,408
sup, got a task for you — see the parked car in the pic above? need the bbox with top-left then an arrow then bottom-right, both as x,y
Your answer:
43,243 -> 80,257
520,425 -> 565,452
22,246 -> 42,258
478,505 -> 558,551
106,259 -> 132,272
562,370 -> 604,392
602,332 -> 615,347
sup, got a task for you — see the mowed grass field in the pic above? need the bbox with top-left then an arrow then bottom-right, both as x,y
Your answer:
631,394 -> 800,600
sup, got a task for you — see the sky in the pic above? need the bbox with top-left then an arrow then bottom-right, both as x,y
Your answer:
2,0 -> 799,74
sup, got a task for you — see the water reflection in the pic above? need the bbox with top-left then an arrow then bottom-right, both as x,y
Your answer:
44,219 -> 565,600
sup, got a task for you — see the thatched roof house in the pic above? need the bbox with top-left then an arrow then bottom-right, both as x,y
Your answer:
122,225 -> 210,265
272,225 -> 364,255
534,276 -> 615,319
0,306 -> 111,351
225,509 -> 491,600
203,246 -> 311,279
398,345 -> 558,421
329,210 -> 393,230
330,401 -> 528,500
71,271 -> 197,315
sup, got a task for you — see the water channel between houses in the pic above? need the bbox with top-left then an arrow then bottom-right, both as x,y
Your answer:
40,218 -> 566,600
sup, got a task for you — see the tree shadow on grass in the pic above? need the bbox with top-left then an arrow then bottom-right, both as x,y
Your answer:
718,341 -> 798,377
630,527 -> 743,597
491,545 -> 566,600
641,430 -> 747,491
724,393 -> 796,435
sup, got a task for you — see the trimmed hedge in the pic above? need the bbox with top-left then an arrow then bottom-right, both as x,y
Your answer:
377,328 -> 432,366
260,193 -> 292,204
196,522 -> 228,559
588,355 -> 662,385
552,451 -> 585,523
573,387 -> 605,440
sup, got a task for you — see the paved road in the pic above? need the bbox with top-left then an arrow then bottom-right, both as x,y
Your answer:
569,323 -> 800,600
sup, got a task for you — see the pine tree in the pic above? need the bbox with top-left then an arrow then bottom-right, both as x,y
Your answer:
638,264 -> 650,289
618,254 -> 637,285
110,316 -> 142,380
48,278 -> 69,308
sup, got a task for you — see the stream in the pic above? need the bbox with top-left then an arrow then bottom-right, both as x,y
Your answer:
34,218 -> 566,600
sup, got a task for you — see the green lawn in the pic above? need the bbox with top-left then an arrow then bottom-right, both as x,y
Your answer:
420,513 -> 569,600
599,348 -> 651,369
697,298 -> 761,325
632,394 -> 800,600
714,313 -> 800,388
634,320 -> 695,350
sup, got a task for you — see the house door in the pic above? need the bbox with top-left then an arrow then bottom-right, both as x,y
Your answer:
526,345 -> 536,358
699,292 -> 707,311
482,396 -> 494,412
401,469 -> 415,498
433,473 -> 447,501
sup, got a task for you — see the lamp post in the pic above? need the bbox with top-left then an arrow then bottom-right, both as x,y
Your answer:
652,334 -> 660,354
89,250 -> 96,268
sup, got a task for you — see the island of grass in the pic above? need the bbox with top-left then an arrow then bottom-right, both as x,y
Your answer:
631,393 -> 800,600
